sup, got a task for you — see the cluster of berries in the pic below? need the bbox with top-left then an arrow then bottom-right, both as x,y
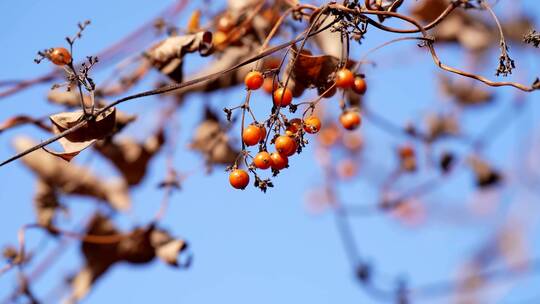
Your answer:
229,67 -> 366,190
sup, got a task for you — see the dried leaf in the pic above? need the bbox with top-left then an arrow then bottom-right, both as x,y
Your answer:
410,0 -> 450,23
311,14 -> 342,58
47,108 -> 116,161
467,155 -> 502,188
190,109 -> 238,166
151,229 -> 187,267
174,46 -> 259,98
69,214 -> 120,303
95,128 -> 165,186
411,0 -> 492,52
440,75 -> 494,106
69,214 -> 188,303
425,113 -> 459,142
146,31 -> 213,82
0,115 -> 51,134
14,137 -> 130,210
34,179 -> 64,227
47,90 -> 95,109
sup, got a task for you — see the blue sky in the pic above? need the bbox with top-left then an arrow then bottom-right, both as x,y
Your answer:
1,0 -> 540,303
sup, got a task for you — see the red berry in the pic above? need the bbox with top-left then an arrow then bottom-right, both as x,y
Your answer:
273,87 -> 293,107
340,111 -> 362,130
244,71 -> 264,90
229,169 -> 250,189
253,151 -> 272,170
49,48 -> 72,66
335,68 -> 354,89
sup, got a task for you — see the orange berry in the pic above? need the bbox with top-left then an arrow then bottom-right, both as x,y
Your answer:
243,124 -> 263,146
352,76 -> 367,95
253,151 -> 272,170
49,47 -> 72,66
303,116 -> 321,134
263,78 -> 278,95
273,87 -> 293,107
343,133 -> 364,151
244,71 -> 264,90
270,152 -> 288,170
229,169 -> 250,189
339,111 -> 362,130
286,118 -> 303,134
257,124 -> 267,143
337,159 -> 358,180
399,145 -> 415,159
275,135 -> 297,156
318,124 -> 341,147
335,68 -> 354,89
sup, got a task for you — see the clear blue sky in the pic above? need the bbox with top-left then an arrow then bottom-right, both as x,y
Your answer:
1,1 -> 540,303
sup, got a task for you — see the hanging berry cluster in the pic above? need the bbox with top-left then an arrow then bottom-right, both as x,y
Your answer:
226,62 -> 366,191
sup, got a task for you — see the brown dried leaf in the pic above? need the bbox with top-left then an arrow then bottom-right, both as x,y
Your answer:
70,214 -> 120,303
174,46 -> 258,98
425,113 -> 459,142
410,0 -> 450,23
311,14 -> 342,58
467,155 -> 502,189
0,115 -> 51,134
286,49 -> 340,96
95,128 -> 165,186
47,90 -> 96,108
34,179 -> 64,227
69,214 -> 188,302
47,108 -> 116,161
151,229 -> 187,267
411,0 -> 492,52
155,240 -> 187,267
14,137 -> 130,210
190,110 -> 238,166
146,31 -> 213,82
440,75 -> 494,106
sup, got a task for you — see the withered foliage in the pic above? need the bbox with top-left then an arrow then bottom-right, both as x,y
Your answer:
68,213 -> 188,303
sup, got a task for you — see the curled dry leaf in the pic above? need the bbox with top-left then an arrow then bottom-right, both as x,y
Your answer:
151,229 -> 188,267
174,46 -> 258,98
311,14 -> 342,58
440,75 -> 494,106
145,31 -> 213,82
190,110 -> 238,166
94,128 -> 165,186
467,155 -> 502,189
69,214 -> 188,303
14,137 -> 130,210
287,48 -> 357,97
409,0 -> 449,23
0,115 -> 51,134
425,112 -> 459,142
47,90 -> 96,108
48,90 -> 136,132
34,179 -> 64,228
70,214 -> 119,303
46,107 -> 116,161
410,0 -> 492,52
